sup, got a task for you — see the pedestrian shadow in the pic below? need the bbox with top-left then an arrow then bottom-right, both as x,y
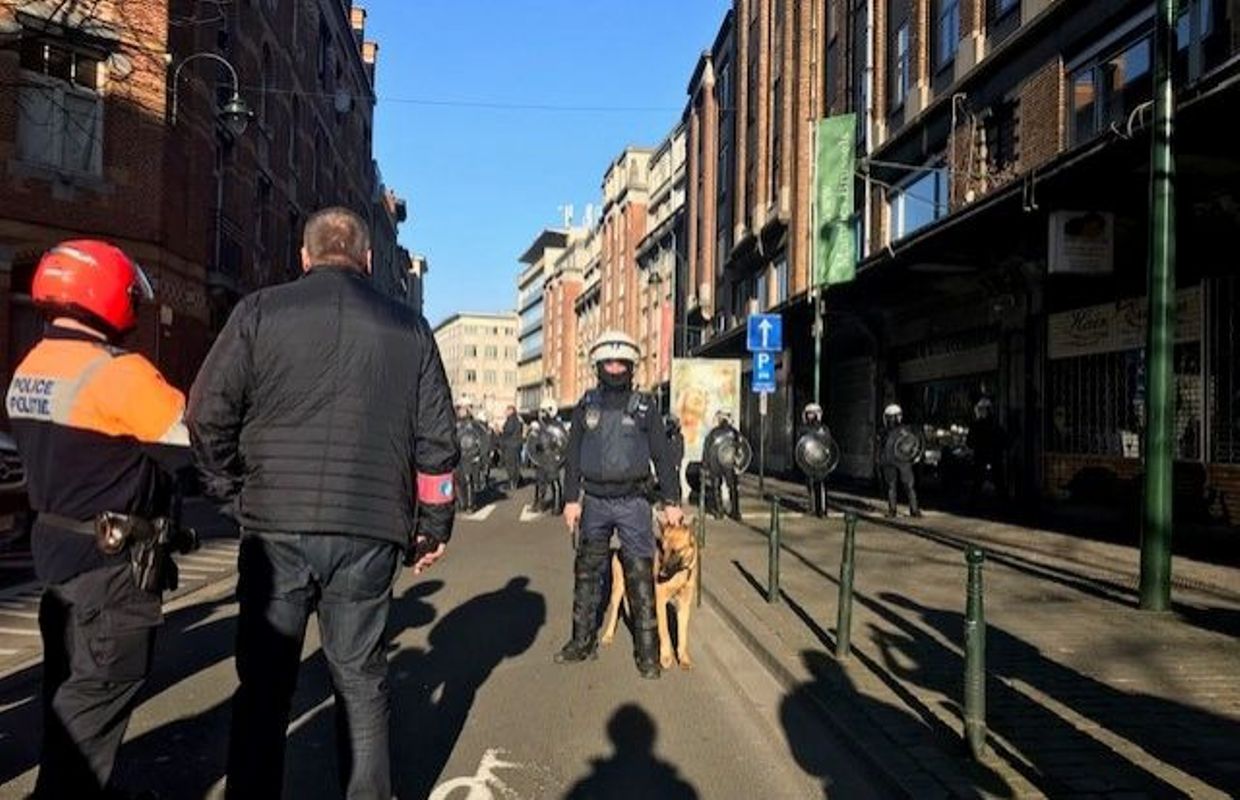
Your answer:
563,703 -> 697,799
294,576 -> 545,800
880,593 -> 1240,797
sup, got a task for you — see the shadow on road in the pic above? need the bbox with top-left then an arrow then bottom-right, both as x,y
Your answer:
564,703 -> 698,800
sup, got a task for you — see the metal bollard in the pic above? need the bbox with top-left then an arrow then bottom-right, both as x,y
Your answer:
964,547 -> 987,760
767,496 -> 781,604
835,511 -> 858,659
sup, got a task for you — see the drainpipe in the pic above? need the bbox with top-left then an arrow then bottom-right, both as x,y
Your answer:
862,0 -> 876,258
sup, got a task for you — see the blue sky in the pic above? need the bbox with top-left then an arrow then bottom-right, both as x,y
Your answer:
367,1 -> 731,327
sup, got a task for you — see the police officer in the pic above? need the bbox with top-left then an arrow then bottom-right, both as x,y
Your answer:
558,331 -> 683,679
6,240 -> 190,798
878,404 -> 923,518
532,399 -> 566,512
967,397 -> 1007,507
454,397 -> 487,511
799,403 -> 831,518
703,410 -> 742,520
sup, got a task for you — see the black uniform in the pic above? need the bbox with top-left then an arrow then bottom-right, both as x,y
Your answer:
799,421 -> 831,517
455,417 -> 491,511
703,421 -> 741,519
6,326 -> 190,797
501,411 -> 524,489
967,414 -> 1007,505
878,422 -> 922,517
558,384 -> 680,677
531,418 -> 568,512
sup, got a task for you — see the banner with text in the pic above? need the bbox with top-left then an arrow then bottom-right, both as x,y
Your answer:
813,114 -> 857,287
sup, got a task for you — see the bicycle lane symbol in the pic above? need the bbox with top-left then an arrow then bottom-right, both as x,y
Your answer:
428,748 -> 523,800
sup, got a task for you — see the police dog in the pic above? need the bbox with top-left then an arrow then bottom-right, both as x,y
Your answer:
599,517 -> 699,670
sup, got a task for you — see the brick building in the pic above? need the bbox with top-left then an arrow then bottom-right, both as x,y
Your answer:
0,0 -> 408,398
634,122 -> 687,399
516,228 -> 571,414
573,226 -> 603,401
685,0 -> 1240,528
599,147 -> 652,364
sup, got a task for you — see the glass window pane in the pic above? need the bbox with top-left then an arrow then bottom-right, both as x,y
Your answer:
45,44 -> 72,82
19,38 -> 45,73
74,55 -> 99,90
1072,70 -> 1096,142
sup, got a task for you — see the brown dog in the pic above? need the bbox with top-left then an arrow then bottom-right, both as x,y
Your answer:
599,518 -> 699,670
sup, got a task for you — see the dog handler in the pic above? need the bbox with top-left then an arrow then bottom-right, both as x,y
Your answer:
557,331 -> 684,679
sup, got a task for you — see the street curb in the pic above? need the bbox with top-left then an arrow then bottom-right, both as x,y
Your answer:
702,578 -> 942,799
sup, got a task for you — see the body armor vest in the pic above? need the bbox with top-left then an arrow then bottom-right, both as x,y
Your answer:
579,390 -> 653,485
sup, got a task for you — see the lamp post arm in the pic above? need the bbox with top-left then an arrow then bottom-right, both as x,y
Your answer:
170,52 -> 241,126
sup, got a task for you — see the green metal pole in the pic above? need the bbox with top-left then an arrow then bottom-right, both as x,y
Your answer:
767,496 -> 781,604
835,511 -> 857,659
813,291 -> 824,406
696,483 -> 706,607
964,547 -> 987,760
1139,0 -> 1177,612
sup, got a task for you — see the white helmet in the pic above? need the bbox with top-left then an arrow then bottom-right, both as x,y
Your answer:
975,397 -> 994,416
883,403 -> 903,418
455,395 -> 474,410
804,402 -> 823,418
476,409 -> 490,424
540,399 -> 558,416
589,329 -> 641,366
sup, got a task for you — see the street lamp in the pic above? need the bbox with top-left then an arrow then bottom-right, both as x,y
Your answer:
169,52 -> 253,136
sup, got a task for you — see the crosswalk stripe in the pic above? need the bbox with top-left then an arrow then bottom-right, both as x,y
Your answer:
461,505 -> 496,522
0,609 -> 37,619
518,505 -> 544,523
0,627 -> 38,636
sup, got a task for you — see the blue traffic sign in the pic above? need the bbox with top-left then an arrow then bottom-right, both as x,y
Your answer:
752,352 -> 776,393
747,313 -> 783,352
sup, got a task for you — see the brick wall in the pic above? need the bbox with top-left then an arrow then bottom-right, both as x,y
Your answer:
1018,57 -> 1064,173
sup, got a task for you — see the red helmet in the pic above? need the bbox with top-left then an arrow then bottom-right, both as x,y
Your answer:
31,240 -> 154,334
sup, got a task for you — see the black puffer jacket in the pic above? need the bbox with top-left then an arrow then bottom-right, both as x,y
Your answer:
187,267 -> 459,547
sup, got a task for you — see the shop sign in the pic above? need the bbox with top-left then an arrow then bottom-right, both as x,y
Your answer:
1048,286 -> 1201,360
1048,211 -> 1115,275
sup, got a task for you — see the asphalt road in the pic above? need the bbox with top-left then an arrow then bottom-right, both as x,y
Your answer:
0,485 -> 886,799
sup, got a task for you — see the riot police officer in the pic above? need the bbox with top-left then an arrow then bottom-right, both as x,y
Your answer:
798,403 -> 833,518
454,397 -> 489,511
703,410 -> 742,520
967,397 -> 1008,507
558,331 -> 683,679
6,240 -> 190,797
878,404 -> 923,518
530,399 -> 568,513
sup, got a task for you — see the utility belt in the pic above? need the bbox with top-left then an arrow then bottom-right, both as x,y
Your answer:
39,511 -> 200,593
582,476 -> 652,500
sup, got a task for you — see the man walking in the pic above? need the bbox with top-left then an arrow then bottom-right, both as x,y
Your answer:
556,331 -> 683,679
187,207 -> 458,799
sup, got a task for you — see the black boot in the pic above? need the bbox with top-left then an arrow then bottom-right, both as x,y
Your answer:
555,537 -> 608,664
623,555 -> 661,680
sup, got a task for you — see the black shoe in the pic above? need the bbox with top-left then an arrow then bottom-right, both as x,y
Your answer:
554,639 -> 598,664
884,509 -> 897,518
910,509 -> 924,518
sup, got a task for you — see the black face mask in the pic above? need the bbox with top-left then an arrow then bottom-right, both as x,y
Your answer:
598,365 -> 633,390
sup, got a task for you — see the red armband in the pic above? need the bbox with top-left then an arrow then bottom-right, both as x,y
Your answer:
416,472 -> 455,505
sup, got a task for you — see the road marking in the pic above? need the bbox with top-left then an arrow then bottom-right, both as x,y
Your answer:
178,554 -> 235,566
0,609 -> 37,619
0,627 -> 38,636
286,696 -> 334,734
429,748 -> 522,800
0,649 -> 22,658
462,504 -> 496,522
519,505 -> 544,523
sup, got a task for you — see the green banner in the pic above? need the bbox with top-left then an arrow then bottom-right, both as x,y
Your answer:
814,114 -> 857,287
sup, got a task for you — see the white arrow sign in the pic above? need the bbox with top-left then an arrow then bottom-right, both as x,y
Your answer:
758,318 -> 774,349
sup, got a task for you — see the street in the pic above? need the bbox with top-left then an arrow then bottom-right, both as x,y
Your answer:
0,485 -> 887,799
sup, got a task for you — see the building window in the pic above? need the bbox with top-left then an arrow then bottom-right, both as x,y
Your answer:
935,0 -> 960,71
465,370 -> 477,384
484,370 -> 496,385
890,21 -> 910,110
485,345 -> 498,359
775,257 -> 789,304
1070,36 -> 1152,144
983,99 -> 1020,175
16,38 -> 103,176
887,166 -> 947,243
756,268 -> 770,312
465,345 -> 478,358
991,0 -> 1018,21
